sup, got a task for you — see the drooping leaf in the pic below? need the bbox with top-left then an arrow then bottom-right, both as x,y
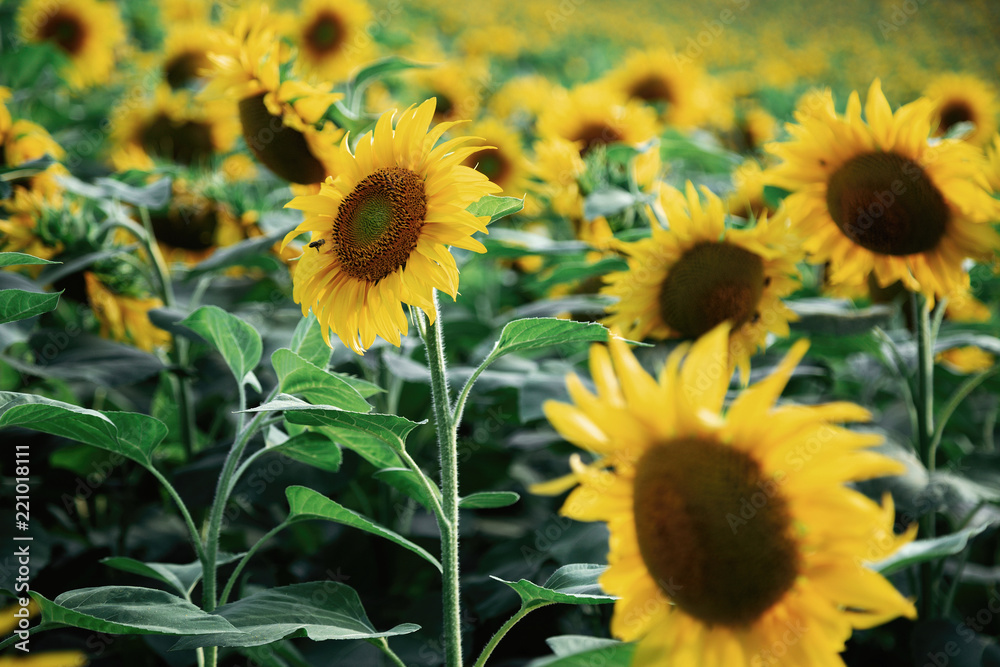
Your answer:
493,564 -> 616,607
271,349 -> 371,413
466,195 -> 525,224
100,553 -> 243,597
0,289 -> 61,324
489,318 -> 612,360
30,587 -> 239,636
0,252 -> 59,268
285,486 -> 441,571
789,299 -> 895,336
187,219 -> 298,278
374,468 -> 441,513
181,306 -> 262,387
583,187 -> 645,221
345,56 -> 431,105
874,524 -> 990,575
459,491 -> 520,509
94,177 -> 173,208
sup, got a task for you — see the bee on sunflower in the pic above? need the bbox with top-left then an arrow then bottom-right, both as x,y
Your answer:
766,80 -> 1000,300
540,324 -> 916,666
281,98 -> 500,354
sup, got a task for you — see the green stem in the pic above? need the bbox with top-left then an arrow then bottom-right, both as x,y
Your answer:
416,297 -> 463,667
371,638 -> 409,667
929,366 -> 1000,466
148,466 -> 206,566
397,446 -> 446,522
219,522 -> 288,606
914,293 -> 936,618
452,353 -> 496,433
472,603 -> 553,667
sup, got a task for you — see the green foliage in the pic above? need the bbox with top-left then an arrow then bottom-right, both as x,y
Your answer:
181,306 -> 263,388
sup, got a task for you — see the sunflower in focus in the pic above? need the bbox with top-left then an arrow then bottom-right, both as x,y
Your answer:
203,4 -> 343,187
924,73 -> 999,147
602,49 -> 732,129
766,80 -> 1000,299
110,87 -> 238,171
16,0 -> 124,88
603,183 -> 801,381
294,0 -> 374,82
282,99 -> 500,354
541,325 -> 916,666
84,272 -> 170,353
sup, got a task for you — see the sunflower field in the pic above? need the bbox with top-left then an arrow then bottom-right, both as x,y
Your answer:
2,0 -> 1000,665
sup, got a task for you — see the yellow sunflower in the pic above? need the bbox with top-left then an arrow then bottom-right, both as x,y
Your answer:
158,0 -> 210,24
542,325 -> 916,667
0,188 -> 64,263
487,74 -> 561,127
161,22 -> 220,90
110,86 -> 238,171
1,90 -> 68,200
203,4 -> 343,186
281,99 -> 500,354
924,73 -> 999,147
602,183 -> 801,381
766,80 -> 1000,300
457,118 -> 532,202
412,59 -> 488,124
16,0 -> 124,88
727,159 -> 774,221
294,0 -> 374,83
84,272 -> 170,353
601,49 -> 731,130
986,133 -> 1000,192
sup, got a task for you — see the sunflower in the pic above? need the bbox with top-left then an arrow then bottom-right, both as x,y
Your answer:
601,49 -> 731,130
602,183 -> 801,381
412,59 -> 487,124
158,0 -> 210,24
487,74 -> 561,127
924,73 -> 999,147
727,159 -> 774,221
457,118 -> 532,201
203,4 -> 343,186
294,0 -> 374,83
987,133 -> 1000,193
766,80 -> 1000,300
1,90 -> 68,200
541,324 -> 916,667
16,0 -> 124,88
281,99 -> 500,354
84,272 -> 170,353
161,22 -> 220,90
110,86 -> 238,171
0,188 -> 64,263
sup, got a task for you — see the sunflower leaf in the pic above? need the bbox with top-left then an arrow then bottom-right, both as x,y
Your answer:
0,252 -> 59,268
527,636 -> 635,667
459,491 -> 520,509
271,348 -> 371,413
345,56 -> 432,113
489,318 -> 612,360
873,524 -> 990,575
467,195 -> 525,224
492,563 -> 616,607
181,306 -> 262,389
0,289 -> 61,324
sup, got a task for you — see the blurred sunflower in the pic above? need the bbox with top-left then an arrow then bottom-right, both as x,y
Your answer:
987,133 -> 1000,192
487,74 -> 561,127
204,4 -> 343,186
294,0 -> 374,82
16,0 -> 124,88
0,90 -> 67,200
602,183 -> 800,381
924,73 -> 999,146
412,60 -> 487,124
936,290 -> 995,374
110,87 -> 238,171
158,0 -> 210,24
541,325 -> 916,666
458,118 -> 532,201
84,272 -> 170,353
161,22 -> 219,90
0,188 -> 65,263
281,99 -> 500,354
766,80 -> 1000,299
602,49 -> 731,129
726,159 -> 773,221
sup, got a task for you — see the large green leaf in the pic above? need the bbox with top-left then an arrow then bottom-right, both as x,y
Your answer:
170,582 -> 421,649
0,252 -> 58,268
494,564 -> 616,607
181,306 -> 262,387
30,587 -> 239,636
490,319 -> 612,360
266,431 -> 343,473
100,553 -> 243,598
286,486 -> 441,572
288,313 -> 330,368
459,491 -> 520,509
466,195 -> 525,224
374,468 -> 441,513
874,524 -> 989,576
528,636 -> 635,667
0,289 -> 61,324
271,349 -> 371,413
0,392 -> 165,467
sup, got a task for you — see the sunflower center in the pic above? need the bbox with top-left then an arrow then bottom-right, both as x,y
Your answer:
39,12 -> 86,55
937,101 -> 974,134
150,202 -> 219,251
629,75 -> 673,105
632,438 -> 800,628
334,167 -> 427,282
658,242 -> 765,338
465,148 -> 510,186
825,152 -> 949,256
573,123 -> 624,156
139,113 -> 216,166
304,12 -> 344,55
238,94 -> 327,184
164,51 -> 211,89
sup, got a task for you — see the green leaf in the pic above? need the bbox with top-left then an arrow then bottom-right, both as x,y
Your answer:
170,581 -> 420,649
874,524 -> 990,575
332,372 -> 383,398
288,313 -> 331,368
0,252 -> 59,268
459,491 -> 520,509
466,195 -> 525,224
494,564 -> 616,607
100,554 -> 243,597
490,318 -> 611,360
762,185 -> 792,209
789,299 -> 895,336
30,587 -> 239,636
0,392 -> 165,467
94,176 -> 173,208
0,289 -> 61,324
187,220 -> 297,278
267,431 -> 343,473
346,56 -> 431,102
481,229 -> 591,259
286,486 -> 441,571
527,636 -> 635,667
374,468 -> 441,512
583,187 -> 647,221
181,306 -> 262,387
271,348 -> 371,413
